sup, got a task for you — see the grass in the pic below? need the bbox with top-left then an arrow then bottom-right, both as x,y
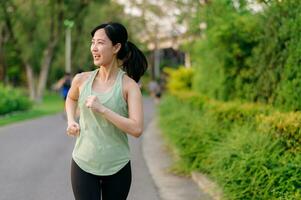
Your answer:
0,92 -> 64,126
158,95 -> 301,199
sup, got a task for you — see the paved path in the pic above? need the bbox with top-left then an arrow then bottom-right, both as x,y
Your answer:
143,120 -> 212,200
0,98 -> 159,200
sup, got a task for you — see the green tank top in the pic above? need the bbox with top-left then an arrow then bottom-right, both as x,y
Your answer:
72,68 -> 130,175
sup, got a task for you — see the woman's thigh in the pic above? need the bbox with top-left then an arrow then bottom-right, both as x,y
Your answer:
71,159 -> 101,200
101,161 -> 132,200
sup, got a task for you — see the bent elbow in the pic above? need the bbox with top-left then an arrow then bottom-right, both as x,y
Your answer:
133,127 -> 143,138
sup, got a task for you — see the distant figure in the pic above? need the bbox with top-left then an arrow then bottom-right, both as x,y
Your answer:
148,80 -> 161,103
53,72 -> 72,100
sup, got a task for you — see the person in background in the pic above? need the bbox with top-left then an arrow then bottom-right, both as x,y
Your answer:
65,22 -> 147,200
148,79 -> 161,103
53,72 -> 72,100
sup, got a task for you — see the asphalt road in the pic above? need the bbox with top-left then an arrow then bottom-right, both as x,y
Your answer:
0,98 -> 159,200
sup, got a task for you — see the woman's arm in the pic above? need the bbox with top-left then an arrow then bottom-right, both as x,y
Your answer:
65,74 -> 82,136
86,78 -> 143,138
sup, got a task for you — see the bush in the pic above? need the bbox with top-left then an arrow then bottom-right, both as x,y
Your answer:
186,0 -> 301,111
0,85 -> 32,115
165,61 -> 301,151
163,67 -> 194,94
188,0 -> 260,101
171,89 -> 301,153
257,112 -> 301,153
159,94 -> 301,199
250,1 -> 301,111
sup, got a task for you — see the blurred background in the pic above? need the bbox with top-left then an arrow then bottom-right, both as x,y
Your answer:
0,0 -> 189,103
1,1 -> 301,199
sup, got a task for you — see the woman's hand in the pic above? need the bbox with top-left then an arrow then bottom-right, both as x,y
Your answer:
85,95 -> 106,114
66,121 -> 80,136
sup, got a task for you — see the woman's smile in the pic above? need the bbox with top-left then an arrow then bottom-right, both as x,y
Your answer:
93,54 -> 101,60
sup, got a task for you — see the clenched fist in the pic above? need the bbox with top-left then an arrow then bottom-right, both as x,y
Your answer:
85,95 -> 106,113
66,121 -> 80,136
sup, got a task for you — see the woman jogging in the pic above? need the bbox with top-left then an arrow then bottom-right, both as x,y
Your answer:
65,22 -> 147,200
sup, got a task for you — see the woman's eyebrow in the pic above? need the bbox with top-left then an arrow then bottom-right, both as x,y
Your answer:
92,38 -> 106,42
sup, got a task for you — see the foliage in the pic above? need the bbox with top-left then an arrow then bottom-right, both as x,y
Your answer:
1,0 -> 139,100
187,0 -> 261,101
0,91 -> 64,126
157,1 -> 301,198
163,67 -> 194,94
159,94 -> 301,199
159,64 -> 301,198
249,1 -> 301,111
0,84 -> 32,115
184,0 -> 301,111
258,112 -> 301,153
172,89 -> 301,154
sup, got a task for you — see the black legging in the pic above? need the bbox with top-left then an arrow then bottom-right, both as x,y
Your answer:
71,159 -> 132,200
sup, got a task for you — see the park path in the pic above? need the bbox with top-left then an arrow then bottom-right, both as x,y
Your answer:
0,98 -> 159,200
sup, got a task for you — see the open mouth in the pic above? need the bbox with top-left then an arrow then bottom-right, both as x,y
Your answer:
93,55 -> 101,60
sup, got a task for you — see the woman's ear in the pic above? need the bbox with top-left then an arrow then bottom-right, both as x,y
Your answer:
113,43 -> 121,54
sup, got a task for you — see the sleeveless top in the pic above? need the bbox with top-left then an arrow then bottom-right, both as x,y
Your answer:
72,68 -> 130,175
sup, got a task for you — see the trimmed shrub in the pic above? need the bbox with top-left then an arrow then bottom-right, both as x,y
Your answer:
163,67 -> 194,94
0,84 -> 32,115
159,94 -> 301,199
257,112 -> 301,153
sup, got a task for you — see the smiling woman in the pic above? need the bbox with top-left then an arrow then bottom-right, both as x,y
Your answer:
65,22 -> 148,200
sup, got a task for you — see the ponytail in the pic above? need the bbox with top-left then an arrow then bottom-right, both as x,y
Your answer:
121,41 -> 147,83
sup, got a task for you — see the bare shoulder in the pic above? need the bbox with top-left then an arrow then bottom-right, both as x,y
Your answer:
123,75 -> 140,92
72,71 -> 93,87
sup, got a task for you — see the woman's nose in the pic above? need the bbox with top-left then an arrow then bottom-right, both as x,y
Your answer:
91,44 -> 98,52
92,45 -> 97,51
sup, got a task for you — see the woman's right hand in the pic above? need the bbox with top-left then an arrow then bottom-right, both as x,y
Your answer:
66,121 -> 80,137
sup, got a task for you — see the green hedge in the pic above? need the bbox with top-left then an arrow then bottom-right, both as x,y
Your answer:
171,90 -> 301,153
163,67 -> 194,93
159,93 -> 301,199
187,0 -> 301,111
258,112 -> 301,153
164,65 -> 301,152
188,0 -> 260,101
0,85 -> 32,115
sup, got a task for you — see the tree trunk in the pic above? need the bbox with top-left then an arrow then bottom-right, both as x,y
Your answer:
0,27 -> 5,83
185,52 -> 191,68
36,39 -> 57,101
36,0 -> 63,102
25,62 -> 36,100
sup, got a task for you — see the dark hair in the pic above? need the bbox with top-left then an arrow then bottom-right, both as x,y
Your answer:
91,22 -> 148,82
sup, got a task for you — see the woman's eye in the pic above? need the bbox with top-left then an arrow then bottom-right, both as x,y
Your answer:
91,41 -> 104,45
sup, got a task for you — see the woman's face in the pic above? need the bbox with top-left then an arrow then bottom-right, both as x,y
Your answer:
90,29 -> 118,67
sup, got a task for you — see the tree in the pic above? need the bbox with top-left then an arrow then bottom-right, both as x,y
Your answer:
0,11 -> 9,83
0,0 -> 107,101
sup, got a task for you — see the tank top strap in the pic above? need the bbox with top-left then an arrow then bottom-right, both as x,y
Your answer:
86,69 -> 99,95
87,69 -> 99,86
113,69 -> 125,93
79,69 -> 99,101
116,69 -> 125,84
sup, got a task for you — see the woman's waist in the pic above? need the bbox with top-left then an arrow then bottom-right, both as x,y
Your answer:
73,138 -> 130,163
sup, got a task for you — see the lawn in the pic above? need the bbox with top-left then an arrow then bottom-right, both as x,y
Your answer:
0,92 -> 64,126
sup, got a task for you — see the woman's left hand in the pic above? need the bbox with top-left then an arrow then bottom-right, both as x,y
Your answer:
85,95 -> 106,113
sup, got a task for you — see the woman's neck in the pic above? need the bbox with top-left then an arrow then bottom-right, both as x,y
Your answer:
98,59 -> 120,82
